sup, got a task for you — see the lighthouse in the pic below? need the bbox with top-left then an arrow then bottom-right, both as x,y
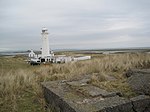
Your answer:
28,27 -> 91,64
41,27 -> 50,58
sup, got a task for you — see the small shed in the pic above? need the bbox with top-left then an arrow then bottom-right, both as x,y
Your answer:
29,50 -> 35,58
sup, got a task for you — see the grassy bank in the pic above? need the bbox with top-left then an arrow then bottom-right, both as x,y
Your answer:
0,53 -> 150,112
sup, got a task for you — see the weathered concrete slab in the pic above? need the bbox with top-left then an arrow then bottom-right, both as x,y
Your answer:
42,79 -> 150,112
81,85 -> 110,97
124,69 -> 150,78
94,96 -> 133,112
131,95 -> 150,112
73,85 -> 119,98
126,69 -> 150,95
66,78 -> 90,87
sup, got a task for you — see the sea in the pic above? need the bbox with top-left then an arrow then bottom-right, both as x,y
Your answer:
0,47 -> 150,56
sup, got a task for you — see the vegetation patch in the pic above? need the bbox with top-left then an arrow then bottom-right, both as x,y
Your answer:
0,53 -> 150,111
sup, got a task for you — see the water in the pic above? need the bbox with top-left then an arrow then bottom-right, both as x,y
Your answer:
0,47 -> 150,56
0,51 -> 29,56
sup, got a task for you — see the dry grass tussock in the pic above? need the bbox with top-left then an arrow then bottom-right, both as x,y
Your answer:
0,53 -> 150,111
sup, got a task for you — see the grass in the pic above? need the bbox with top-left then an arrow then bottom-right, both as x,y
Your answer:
0,53 -> 150,111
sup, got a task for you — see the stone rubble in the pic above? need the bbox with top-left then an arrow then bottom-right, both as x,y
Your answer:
42,69 -> 150,112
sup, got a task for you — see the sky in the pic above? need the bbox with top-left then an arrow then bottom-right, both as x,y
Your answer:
0,0 -> 150,51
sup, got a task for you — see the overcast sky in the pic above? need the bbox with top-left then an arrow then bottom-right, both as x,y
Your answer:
0,0 -> 150,51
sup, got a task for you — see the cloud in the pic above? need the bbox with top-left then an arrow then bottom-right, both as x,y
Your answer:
0,0 -> 150,51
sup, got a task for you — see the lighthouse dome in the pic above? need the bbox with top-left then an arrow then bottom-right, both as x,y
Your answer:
42,27 -> 48,33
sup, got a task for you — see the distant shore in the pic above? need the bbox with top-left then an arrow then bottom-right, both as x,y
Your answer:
1,47 -> 150,56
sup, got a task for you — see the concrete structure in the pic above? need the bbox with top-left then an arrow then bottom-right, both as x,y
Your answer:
125,69 -> 150,96
73,56 -> 91,61
41,69 -> 150,111
53,55 -> 73,63
42,79 -> 150,112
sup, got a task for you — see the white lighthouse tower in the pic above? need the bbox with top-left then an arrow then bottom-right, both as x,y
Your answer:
28,27 -> 91,64
41,27 -> 50,58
